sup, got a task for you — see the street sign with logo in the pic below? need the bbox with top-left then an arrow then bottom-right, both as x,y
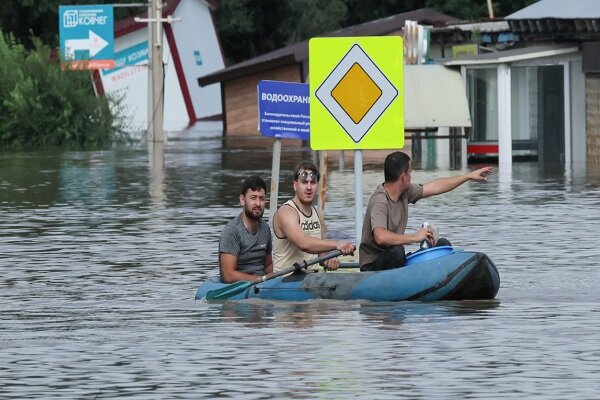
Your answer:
309,36 -> 404,150
59,5 -> 115,70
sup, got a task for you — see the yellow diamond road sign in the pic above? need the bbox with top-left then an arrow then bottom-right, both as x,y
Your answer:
310,36 -> 404,150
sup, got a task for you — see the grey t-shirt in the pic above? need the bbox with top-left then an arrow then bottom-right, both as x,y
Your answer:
359,183 -> 423,266
219,213 -> 272,281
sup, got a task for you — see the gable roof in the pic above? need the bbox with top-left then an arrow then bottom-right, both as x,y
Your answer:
506,0 -> 600,19
506,0 -> 600,36
198,8 -> 459,86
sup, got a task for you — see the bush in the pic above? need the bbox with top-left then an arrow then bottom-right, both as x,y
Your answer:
0,32 -> 129,148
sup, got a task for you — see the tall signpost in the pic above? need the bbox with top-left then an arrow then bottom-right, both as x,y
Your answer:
309,37 -> 404,245
135,0 -> 182,143
60,2 -> 180,143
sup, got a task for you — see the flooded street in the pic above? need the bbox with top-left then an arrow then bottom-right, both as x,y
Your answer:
2,125 -> 600,398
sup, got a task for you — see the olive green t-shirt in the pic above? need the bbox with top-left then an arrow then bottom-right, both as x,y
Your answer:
359,183 -> 423,266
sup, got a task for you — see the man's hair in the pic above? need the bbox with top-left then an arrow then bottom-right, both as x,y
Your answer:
241,176 -> 267,196
292,160 -> 319,181
384,151 -> 411,183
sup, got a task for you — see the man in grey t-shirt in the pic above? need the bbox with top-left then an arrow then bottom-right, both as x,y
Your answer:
359,151 -> 493,271
219,176 -> 273,283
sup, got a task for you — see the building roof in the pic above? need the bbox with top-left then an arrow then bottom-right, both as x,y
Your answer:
442,43 -> 579,66
197,8 -> 459,86
441,20 -> 510,33
506,0 -> 600,19
506,0 -> 600,36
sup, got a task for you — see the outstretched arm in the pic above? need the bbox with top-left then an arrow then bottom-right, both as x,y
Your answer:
422,167 -> 492,198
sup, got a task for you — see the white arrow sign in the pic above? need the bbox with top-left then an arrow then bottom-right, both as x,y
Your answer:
64,30 -> 109,60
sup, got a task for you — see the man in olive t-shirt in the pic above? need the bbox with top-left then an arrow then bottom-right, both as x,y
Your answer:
359,151 -> 493,271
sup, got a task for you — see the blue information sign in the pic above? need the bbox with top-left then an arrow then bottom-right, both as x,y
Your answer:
59,5 -> 114,69
258,80 -> 310,140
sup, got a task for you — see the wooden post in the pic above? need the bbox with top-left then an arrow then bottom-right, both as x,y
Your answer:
487,0 -> 494,18
318,151 -> 328,217
269,139 -> 282,224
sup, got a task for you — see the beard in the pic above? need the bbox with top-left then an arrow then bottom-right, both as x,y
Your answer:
244,205 -> 264,220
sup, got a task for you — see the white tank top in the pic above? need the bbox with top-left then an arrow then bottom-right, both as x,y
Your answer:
273,200 -> 323,272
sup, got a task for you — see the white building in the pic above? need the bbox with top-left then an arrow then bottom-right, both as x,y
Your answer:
435,0 -> 600,168
92,0 -> 224,134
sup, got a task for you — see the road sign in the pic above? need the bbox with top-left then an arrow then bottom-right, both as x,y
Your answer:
258,80 -> 310,140
59,5 -> 115,70
309,36 -> 404,150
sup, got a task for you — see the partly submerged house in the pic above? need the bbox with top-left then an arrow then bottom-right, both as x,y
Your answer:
93,0 -> 224,133
435,0 -> 600,168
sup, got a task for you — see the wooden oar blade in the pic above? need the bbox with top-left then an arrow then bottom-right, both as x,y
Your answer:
205,280 -> 251,300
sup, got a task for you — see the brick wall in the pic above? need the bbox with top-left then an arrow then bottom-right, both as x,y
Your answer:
224,65 -> 302,136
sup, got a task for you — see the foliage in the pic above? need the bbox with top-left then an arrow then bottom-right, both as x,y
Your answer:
0,33 -> 128,148
216,0 -> 348,65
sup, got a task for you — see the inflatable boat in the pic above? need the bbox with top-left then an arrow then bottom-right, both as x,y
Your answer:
195,247 -> 500,302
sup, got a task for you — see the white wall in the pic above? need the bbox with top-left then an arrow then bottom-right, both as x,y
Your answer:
173,0 -> 225,119
97,0 -> 224,135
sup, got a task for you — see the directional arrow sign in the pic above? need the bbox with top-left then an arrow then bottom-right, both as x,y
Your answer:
59,5 -> 115,70
65,30 -> 109,59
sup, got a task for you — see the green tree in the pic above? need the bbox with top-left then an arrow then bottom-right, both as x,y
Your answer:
216,0 -> 348,65
0,33 -> 128,148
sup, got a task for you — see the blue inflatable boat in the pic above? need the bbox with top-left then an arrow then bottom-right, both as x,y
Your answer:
195,247 -> 500,302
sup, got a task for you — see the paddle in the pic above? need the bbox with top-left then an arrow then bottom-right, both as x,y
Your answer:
205,250 -> 343,300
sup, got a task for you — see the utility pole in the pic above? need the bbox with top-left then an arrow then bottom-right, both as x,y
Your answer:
487,0 -> 495,19
135,0 -> 180,142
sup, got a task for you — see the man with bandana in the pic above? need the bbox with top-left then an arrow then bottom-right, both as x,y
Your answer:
272,161 -> 354,272
219,176 -> 273,283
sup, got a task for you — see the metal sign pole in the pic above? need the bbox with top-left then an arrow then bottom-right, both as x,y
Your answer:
354,149 -> 363,245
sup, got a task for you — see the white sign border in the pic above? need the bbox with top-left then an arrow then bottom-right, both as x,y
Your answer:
315,44 -> 398,143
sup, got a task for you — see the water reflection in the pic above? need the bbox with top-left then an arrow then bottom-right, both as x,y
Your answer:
358,300 -> 501,326
148,141 -> 166,209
